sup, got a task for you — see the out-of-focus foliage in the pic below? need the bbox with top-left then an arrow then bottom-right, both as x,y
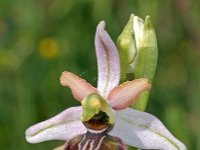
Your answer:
0,0 -> 199,149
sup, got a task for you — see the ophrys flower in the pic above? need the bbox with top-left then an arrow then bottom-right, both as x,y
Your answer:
25,21 -> 186,150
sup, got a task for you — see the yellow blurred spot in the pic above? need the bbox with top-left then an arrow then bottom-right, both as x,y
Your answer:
39,37 -> 59,59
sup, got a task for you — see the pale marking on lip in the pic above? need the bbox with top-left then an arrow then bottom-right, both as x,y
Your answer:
87,126 -> 108,134
94,136 -> 106,150
78,134 -> 86,150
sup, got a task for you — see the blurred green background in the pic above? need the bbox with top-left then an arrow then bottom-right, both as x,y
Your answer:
0,0 -> 199,149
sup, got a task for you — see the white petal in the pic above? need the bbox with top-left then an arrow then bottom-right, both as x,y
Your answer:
95,21 -> 120,98
25,106 -> 86,143
109,108 -> 186,150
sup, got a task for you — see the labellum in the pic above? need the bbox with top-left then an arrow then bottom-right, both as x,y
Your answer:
65,94 -> 127,150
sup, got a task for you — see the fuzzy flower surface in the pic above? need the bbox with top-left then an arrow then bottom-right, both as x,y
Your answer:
25,21 -> 186,150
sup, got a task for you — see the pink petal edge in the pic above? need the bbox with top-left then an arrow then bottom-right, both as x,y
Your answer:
108,78 -> 151,110
60,71 -> 98,101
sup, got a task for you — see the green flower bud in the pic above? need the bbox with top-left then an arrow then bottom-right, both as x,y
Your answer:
117,14 -> 137,81
117,14 -> 158,111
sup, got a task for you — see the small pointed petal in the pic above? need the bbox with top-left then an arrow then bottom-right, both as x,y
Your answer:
95,21 -> 120,98
25,107 -> 86,143
109,108 -> 186,150
60,71 -> 98,101
108,78 -> 151,110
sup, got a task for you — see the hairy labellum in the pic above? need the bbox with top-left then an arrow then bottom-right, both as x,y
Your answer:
65,110 -> 127,150
65,131 -> 126,150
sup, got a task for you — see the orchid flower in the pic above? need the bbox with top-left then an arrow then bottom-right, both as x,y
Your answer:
25,21 -> 186,150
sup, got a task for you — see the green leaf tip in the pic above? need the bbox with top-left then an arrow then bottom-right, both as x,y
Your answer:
142,15 -> 157,49
144,15 -> 151,28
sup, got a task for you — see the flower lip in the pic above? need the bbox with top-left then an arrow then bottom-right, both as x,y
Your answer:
83,111 -> 111,132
